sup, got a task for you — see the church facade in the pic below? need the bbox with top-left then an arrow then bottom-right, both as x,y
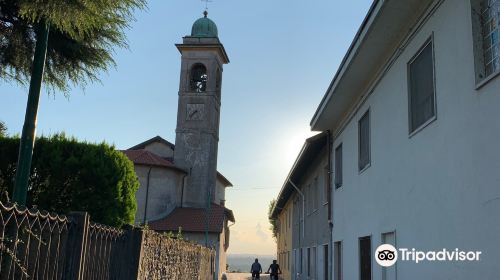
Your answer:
123,12 -> 234,280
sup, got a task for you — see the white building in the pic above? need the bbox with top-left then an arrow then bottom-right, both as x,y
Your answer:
310,0 -> 500,279
271,132 -> 332,280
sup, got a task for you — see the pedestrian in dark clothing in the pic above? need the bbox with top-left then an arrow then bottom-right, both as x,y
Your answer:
251,258 -> 262,279
266,260 -> 282,280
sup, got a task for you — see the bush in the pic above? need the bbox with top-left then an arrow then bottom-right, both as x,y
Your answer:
0,134 -> 139,227
268,199 -> 278,240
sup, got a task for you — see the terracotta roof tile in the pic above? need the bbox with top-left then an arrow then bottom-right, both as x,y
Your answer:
148,204 -> 234,233
122,150 -> 186,173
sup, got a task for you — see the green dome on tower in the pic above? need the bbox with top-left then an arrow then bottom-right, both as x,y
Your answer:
191,11 -> 218,38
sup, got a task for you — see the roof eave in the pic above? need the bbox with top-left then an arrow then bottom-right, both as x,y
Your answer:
176,43 -> 230,64
271,132 -> 328,218
128,136 -> 175,150
217,172 -> 234,187
134,163 -> 188,174
310,0 -> 436,131
310,0 -> 382,131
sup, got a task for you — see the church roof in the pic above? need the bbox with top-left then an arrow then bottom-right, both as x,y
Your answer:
128,135 -> 175,150
191,11 -> 218,38
148,204 -> 235,233
122,149 -> 187,173
125,136 -> 233,187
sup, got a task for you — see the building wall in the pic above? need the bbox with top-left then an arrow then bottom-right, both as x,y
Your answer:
291,147 -> 330,280
330,1 -> 500,279
218,225 -> 228,279
277,198 -> 293,280
183,228 -> 228,280
143,141 -> 174,158
134,165 -> 184,224
215,179 -> 226,205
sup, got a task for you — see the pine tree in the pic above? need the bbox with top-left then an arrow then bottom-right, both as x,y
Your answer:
1,0 -> 146,204
0,0 -> 146,92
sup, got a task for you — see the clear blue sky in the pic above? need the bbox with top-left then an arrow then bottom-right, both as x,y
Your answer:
0,0 -> 372,255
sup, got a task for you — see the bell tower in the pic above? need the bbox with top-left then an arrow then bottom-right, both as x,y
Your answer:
174,11 -> 229,208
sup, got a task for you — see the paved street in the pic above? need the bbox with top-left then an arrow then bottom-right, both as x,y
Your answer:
225,273 -> 271,280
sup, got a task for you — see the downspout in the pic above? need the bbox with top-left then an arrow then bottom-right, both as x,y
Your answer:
326,130 -> 334,280
143,166 -> 153,224
288,180 -> 305,239
205,188 -> 212,247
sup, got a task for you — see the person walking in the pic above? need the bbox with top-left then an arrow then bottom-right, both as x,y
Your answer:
251,258 -> 263,279
266,260 -> 282,280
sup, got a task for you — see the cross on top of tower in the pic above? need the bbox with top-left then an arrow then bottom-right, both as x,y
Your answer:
201,0 -> 213,11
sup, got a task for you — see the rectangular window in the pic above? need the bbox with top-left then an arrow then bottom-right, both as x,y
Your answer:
482,0 -> 500,76
283,211 -> 288,232
358,111 -> 371,171
335,144 -> 343,188
300,248 -> 303,274
307,248 -> 311,277
359,236 -> 372,280
288,209 -> 291,228
381,232 -> 397,280
312,247 -> 317,278
294,249 -> 298,274
288,251 -> 290,271
313,177 -> 319,211
324,166 -> 329,204
324,244 -> 329,280
334,241 -> 342,280
408,39 -> 436,133
307,184 -> 312,214
471,0 -> 500,84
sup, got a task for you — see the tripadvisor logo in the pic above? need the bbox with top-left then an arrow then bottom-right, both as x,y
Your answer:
375,244 -> 398,267
375,244 -> 482,267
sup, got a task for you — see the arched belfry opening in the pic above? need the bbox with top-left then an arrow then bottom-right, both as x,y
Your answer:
190,63 -> 208,92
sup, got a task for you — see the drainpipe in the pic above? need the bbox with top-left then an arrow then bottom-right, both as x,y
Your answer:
288,180 -> 304,238
205,188 -> 212,247
143,166 -> 153,224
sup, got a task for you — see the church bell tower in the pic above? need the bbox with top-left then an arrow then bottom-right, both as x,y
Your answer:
174,11 -> 229,208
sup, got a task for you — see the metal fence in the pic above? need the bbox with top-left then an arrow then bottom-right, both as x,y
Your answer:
0,202 -> 215,280
0,202 -> 70,280
83,222 -> 126,280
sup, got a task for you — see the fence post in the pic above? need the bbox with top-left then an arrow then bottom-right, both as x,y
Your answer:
63,212 -> 89,280
122,225 -> 144,280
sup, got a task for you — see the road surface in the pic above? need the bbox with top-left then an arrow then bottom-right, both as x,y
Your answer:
225,273 -> 271,280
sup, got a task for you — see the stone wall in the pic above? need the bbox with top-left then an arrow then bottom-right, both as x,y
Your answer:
0,202 -> 215,280
138,230 -> 215,280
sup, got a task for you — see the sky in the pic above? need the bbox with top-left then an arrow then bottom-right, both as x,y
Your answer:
0,0 -> 373,255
